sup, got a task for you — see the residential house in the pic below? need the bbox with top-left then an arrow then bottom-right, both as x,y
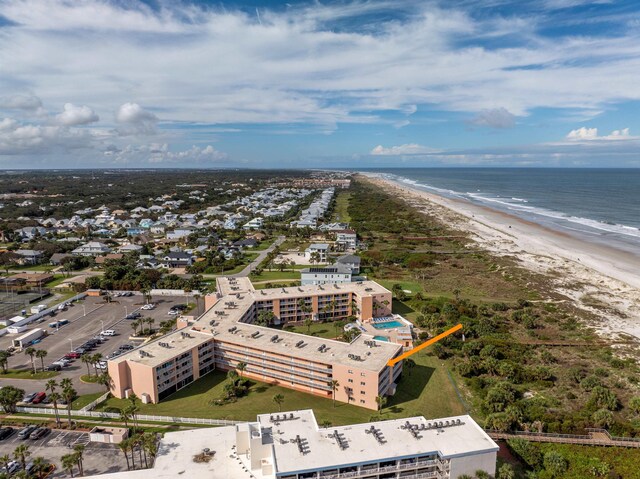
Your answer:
336,254 -> 361,274
334,229 -> 358,251
50,253 -> 74,266
300,265 -> 352,285
304,243 -> 329,263
160,252 -> 194,269
14,250 -> 44,265
72,241 -> 112,256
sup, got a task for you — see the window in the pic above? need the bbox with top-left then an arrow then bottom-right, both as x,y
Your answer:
360,400 -> 365,404
348,379 -> 353,383
360,381 -> 366,386
360,372 -> 366,376
348,370 -> 353,374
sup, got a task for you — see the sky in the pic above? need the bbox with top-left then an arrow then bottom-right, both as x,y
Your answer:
1,0 -> 640,169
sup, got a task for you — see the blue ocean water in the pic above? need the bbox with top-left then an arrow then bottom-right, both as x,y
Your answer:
360,168 -> 640,254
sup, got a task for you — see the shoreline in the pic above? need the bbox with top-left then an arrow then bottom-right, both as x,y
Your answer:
360,173 -> 640,340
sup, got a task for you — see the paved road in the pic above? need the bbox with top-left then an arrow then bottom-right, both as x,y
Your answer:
201,236 -> 285,280
230,235 -> 285,277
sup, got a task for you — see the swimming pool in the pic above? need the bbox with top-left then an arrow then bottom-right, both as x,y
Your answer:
373,335 -> 389,342
372,320 -> 405,330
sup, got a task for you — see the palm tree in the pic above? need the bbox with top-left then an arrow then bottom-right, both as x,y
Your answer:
330,380 -> 339,408
142,433 -> 157,466
24,347 -> 36,374
61,453 -> 76,477
0,351 -> 9,374
62,384 -> 77,427
35,350 -> 47,372
146,317 -> 155,335
375,395 -> 387,412
73,445 -> 85,476
272,394 -> 284,412
131,319 -> 140,336
80,354 -> 92,378
91,353 -> 103,376
118,408 -> 131,428
13,444 -> 30,471
128,393 -> 140,430
96,372 -> 113,393
30,456 -> 48,479
49,392 -> 62,428
236,362 -> 247,379
0,454 -> 10,474
118,440 -> 131,470
304,318 -> 313,334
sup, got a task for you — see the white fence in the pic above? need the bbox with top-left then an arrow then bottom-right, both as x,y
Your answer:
13,293 -> 88,328
150,289 -> 202,297
15,406 -> 239,426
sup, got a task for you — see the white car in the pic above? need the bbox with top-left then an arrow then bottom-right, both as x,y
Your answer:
101,329 -> 116,336
141,304 -> 155,310
97,361 -> 107,369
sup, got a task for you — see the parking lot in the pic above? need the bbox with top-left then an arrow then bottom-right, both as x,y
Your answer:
0,293 -> 191,396
0,427 -> 127,477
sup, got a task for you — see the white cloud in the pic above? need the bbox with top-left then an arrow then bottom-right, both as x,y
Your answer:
565,127 -> 636,141
469,108 -> 516,129
104,143 -> 228,165
115,103 -> 158,135
2,0 -> 640,130
370,143 -> 438,156
0,117 -> 94,155
0,94 -> 42,111
55,103 -> 99,126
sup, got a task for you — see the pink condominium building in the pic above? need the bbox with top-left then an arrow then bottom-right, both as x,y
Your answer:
108,278 -> 405,410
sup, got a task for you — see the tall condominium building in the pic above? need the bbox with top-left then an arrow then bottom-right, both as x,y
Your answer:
83,409 -> 499,479
108,278 -> 406,410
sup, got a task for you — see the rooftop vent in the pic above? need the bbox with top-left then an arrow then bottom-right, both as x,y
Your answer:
295,340 -> 304,348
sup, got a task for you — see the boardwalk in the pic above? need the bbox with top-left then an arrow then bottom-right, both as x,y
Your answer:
488,428 -> 640,449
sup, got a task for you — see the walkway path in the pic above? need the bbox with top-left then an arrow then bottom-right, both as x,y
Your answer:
488,429 -> 640,448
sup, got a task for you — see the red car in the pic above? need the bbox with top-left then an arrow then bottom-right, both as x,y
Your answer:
64,352 -> 80,359
31,392 -> 46,404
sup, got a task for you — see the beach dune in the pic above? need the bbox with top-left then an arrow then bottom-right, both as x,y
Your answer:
363,174 -> 640,341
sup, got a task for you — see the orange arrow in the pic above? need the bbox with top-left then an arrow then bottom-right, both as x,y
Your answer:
386,323 -> 463,367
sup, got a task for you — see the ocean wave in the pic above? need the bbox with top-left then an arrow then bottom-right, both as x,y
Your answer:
390,174 -> 640,241
466,193 -> 640,239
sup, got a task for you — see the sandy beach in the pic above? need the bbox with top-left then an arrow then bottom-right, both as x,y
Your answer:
362,174 -> 640,341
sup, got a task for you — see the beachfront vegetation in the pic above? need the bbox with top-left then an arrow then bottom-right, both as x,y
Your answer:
349,177 -> 640,441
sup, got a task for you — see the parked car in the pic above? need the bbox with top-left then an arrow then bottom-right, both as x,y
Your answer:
101,330 -> 116,336
73,347 -> 86,355
6,460 -> 19,473
125,312 -> 141,320
46,363 -> 62,371
17,425 -> 36,440
118,344 -> 134,351
65,352 -> 81,359
167,309 -> 180,316
141,303 -> 155,310
29,427 -> 49,440
22,392 -> 37,403
97,361 -> 107,369
31,392 -> 46,404
0,427 -> 14,440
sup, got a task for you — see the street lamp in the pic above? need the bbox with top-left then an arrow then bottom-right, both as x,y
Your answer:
68,338 -> 73,352
124,306 -> 128,317
82,304 -> 86,317
100,320 -> 105,333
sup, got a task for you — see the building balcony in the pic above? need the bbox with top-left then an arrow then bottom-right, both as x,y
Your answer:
318,459 -> 444,479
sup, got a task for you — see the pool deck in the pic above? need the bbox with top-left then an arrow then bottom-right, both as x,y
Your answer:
361,315 -> 414,348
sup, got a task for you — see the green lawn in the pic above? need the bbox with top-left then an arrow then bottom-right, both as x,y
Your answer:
97,351 -> 466,426
44,274 -> 67,289
280,321 -> 341,339
0,369 -> 59,380
253,239 -> 276,251
72,392 -> 104,409
331,191 -> 352,223
250,270 -> 301,281
9,264 -> 55,272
